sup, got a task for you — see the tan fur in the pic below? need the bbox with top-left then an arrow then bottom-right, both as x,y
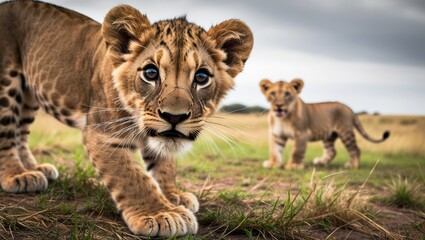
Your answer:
260,79 -> 390,169
0,1 -> 253,237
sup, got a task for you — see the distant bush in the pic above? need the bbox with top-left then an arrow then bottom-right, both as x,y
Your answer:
399,118 -> 417,126
356,111 -> 369,115
221,103 -> 268,114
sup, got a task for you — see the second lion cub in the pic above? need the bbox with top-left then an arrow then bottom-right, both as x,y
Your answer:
260,79 -> 390,169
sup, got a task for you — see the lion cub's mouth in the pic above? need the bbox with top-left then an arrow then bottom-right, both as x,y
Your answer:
274,109 -> 288,118
146,128 -> 197,141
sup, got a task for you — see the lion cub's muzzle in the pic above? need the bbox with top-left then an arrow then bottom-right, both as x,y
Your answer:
146,110 -> 199,141
159,110 -> 190,126
274,104 -> 288,118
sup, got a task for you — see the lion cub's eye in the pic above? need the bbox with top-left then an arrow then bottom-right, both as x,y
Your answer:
194,69 -> 211,87
141,64 -> 160,83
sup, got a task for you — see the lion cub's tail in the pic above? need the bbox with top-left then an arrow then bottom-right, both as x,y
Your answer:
353,115 -> 390,143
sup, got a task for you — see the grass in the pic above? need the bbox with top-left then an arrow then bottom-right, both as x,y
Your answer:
197,164 -> 403,239
0,112 -> 424,239
379,175 -> 425,209
199,190 -> 304,239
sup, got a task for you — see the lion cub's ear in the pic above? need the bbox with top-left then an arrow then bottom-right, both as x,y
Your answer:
260,79 -> 273,95
290,78 -> 304,94
102,5 -> 151,66
208,20 -> 254,78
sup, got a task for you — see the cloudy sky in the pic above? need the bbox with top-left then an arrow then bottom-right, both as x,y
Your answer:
45,0 -> 425,115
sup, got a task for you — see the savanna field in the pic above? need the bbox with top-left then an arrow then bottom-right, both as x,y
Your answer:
0,112 -> 424,239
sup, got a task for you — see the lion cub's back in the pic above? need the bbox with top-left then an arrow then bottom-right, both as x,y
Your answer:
0,1 -> 103,129
307,101 -> 355,128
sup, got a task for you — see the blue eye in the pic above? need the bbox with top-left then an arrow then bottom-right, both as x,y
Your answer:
194,69 -> 210,86
143,64 -> 159,82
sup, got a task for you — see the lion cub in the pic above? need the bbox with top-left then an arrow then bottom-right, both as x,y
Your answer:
260,79 -> 390,169
0,1 -> 253,237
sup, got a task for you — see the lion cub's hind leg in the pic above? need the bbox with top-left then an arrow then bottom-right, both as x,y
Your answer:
340,130 -> 361,169
0,69 -> 48,193
17,87 -> 58,180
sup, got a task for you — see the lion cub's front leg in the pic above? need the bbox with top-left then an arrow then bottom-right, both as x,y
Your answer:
142,151 -> 199,213
84,128 -> 198,237
286,136 -> 307,170
263,131 -> 287,169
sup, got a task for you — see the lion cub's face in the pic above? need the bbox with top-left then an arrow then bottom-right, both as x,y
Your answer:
260,79 -> 304,118
102,6 -> 253,154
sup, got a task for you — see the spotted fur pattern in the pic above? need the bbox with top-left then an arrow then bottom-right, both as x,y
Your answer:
260,79 -> 390,169
0,1 -> 253,237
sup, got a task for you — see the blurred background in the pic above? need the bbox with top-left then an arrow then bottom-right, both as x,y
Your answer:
44,0 -> 425,115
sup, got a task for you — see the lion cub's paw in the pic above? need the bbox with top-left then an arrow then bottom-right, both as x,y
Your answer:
166,192 -> 199,213
262,160 -> 282,169
1,171 -> 48,193
285,162 -> 304,170
344,161 -> 359,169
124,205 -> 198,237
179,192 -> 199,213
36,163 -> 59,180
312,157 -> 327,166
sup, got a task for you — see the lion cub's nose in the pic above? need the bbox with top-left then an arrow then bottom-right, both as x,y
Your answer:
159,110 -> 190,125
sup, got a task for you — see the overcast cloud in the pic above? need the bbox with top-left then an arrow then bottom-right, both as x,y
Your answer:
44,0 -> 425,115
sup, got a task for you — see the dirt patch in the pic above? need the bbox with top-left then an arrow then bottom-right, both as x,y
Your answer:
171,176 -> 425,239
1,177 -> 424,239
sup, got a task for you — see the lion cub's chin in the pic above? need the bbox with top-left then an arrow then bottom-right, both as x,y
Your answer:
147,137 -> 194,156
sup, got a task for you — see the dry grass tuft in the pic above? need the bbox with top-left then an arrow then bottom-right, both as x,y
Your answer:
383,175 -> 424,209
298,165 -> 403,240
197,166 -> 403,239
